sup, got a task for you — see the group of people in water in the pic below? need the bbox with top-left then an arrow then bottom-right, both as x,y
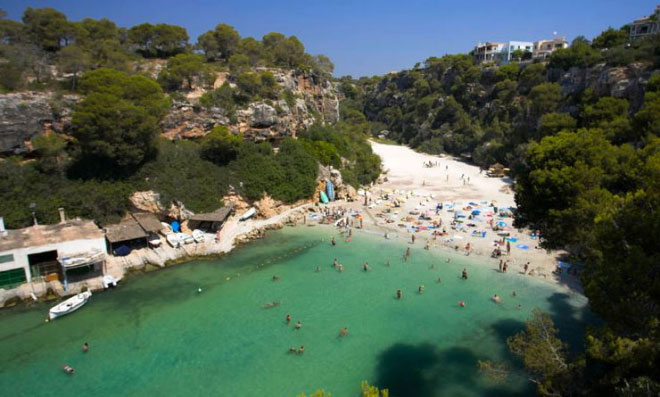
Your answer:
62,342 -> 89,375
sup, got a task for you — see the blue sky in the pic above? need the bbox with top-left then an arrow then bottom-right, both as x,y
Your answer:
3,0 -> 658,77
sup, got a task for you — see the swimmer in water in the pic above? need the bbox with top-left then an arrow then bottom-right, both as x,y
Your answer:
295,321 -> 302,329
62,364 -> 75,374
333,258 -> 338,268
492,294 -> 501,303
418,285 -> 425,293
298,346 -> 305,354
338,264 -> 343,272
339,327 -> 349,337
446,258 -> 451,263
316,265 -> 321,272
272,275 -> 280,281
396,289 -> 403,299
286,314 -> 291,324
331,237 -> 336,246
82,342 -> 89,353
289,347 -> 297,354
462,268 -> 468,280
512,290 -> 517,297
437,277 -> 442,283
386,260 -> 390,267
363,262 -> 369,271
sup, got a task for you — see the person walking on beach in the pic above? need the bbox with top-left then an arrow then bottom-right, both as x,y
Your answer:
506,241 -> 511,255
499,259 -> 503,272
503,261 -> 508,273
411,234 -> 416,244
524,262 -> 529,274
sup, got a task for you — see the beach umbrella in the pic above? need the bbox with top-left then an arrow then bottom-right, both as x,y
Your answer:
497,221 -> 507,227
471,210 -> 481,215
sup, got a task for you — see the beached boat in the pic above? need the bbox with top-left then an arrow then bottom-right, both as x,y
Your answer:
48,291 -> 92,320
239,207 -> 256,221
177,233 -> 194,244
166,233 -> 180,248
192,229 -> 205,243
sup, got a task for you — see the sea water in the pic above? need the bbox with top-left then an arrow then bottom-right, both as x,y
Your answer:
0,226 -> 593,396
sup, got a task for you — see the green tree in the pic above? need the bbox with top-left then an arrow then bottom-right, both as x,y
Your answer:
549,39 -> 603,69
22,7 -> 75,51
592,27 -> 627,49
228,53 -> 250,74
508,309 -> 574,396
200,126 -> 242,165
128,23 -> 188,57
158,53 -> 207,90
581,96 -> 631,142
57,45 -> 91,90
538,112 -> 577,138
528,82 -> 562,118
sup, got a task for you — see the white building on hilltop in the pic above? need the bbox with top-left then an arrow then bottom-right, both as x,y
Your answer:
473,42 -> 506,64
532,37 -> 569,60
628,5 -> 660,41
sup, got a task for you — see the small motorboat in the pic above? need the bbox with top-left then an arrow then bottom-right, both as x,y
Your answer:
166,233 -> 180,248
49,291 -> 92,320
177,233 -> 194,244
192,229 -> 205,243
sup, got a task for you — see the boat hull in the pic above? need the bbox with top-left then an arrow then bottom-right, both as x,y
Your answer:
49,291 -> 92,320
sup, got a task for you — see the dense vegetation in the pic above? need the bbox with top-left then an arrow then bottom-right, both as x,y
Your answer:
0,7 -> 381,229
340,23 -> 660,395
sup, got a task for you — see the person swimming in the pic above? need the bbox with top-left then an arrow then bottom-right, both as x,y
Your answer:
386,260 -> 390,267
333,258 -> 338,268
363,262 -> 369,271
316,265 -> 321,272
462,268 -> 468,280
437,277 -> 442,283
492,294 -> 501,303
295,321 -> 302,329
418,285 -> 425,293
331,237 -> 336,246
82,342 -> 89,353
298,346 -> 305,354
62,364 -> 75,375
458,301 -> 466,307
286,314 -> 291,324
339,327 -> 349,337
512,290 -> 517,297
338,264 -> 343,272
396,289 -> 403,299
272,275 -> 280,281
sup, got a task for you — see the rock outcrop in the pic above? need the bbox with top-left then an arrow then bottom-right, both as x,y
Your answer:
0,92 -> 79,153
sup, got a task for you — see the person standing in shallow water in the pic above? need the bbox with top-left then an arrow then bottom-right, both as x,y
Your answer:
396,289 -> 403,299
462,268 -> 468,280
331,237 -> 336,246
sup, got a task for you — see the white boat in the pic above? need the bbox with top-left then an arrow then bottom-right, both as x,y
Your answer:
49,291 -> 92,320
192,229 -> 205,243
161,222 -> 173,235
239,207 -> 256,221
166,233 -> 180,248
177,232 -> 194,244
102,275 -> 118,289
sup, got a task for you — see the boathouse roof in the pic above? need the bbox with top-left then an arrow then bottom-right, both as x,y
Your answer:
189,203 -> 234,223
0,220 -> 103,252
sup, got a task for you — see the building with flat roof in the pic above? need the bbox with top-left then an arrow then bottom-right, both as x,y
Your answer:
502,41 -> 534,63
0,214 -> 106,289
473,42 -> 506,64
628,5 -> 660,41
533,37 -> 569,60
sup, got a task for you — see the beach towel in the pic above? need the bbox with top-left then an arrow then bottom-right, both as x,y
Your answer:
516,244 -> 529,250
505,237 -> 517,242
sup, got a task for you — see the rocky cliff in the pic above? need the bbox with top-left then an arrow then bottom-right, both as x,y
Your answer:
0,68 -> 339,153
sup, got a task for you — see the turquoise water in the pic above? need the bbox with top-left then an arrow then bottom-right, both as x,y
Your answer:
0,226 -> 592,396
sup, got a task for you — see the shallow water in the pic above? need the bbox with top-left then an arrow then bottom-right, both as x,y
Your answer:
0,226 -> 593,396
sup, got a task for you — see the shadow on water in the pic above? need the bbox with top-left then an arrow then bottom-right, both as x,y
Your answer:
546,292 -> 598,354
374,341 -> 532,397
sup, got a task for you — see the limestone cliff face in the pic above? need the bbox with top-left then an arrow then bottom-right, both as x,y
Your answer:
0,68 -> 339,153
0,92 -> 79,153
162,68 -> 339,141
